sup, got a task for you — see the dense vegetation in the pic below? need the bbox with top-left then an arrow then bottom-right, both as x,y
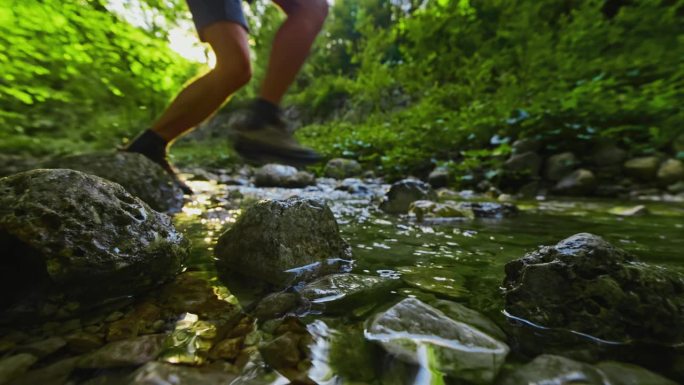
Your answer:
1,0 -> 682,183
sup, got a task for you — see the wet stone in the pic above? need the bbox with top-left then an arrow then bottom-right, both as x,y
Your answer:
379,179 -> 436,214
624,156 -> 661,181
503,233 -> 684,345
45,152 -> 184,213
497,354 -> 604,385
0,353 -> 37,384
454,201 -> 519,218
16,336 -> 66,358
553,169 -> 597,196
259,331 -> 303,369
157,313 -> 216,366
0,169 -> 189,314
252,292 -> 299,321
210,337 -> 243,360
77,334 -> 165,369
298,273 -> 400,314
65,331 -> 104,353
8,357 -> 79,385
408,200 -> 470,222
430,300 -> 506,342
253,164 -> 315,188
596,361 -> 678,385
215,198 -> 353,288
366,298 -> 510,384
127,362 -> 238,385
324,158 -> 362,179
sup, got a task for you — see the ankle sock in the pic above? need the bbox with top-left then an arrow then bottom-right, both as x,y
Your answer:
125,129 -> 168,162
251,98 -> 282,126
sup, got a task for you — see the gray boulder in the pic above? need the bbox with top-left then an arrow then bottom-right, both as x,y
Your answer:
624,156 -> 661,181
553,169 -> 597,195
427,166 -> 450,188
215,198 -> 352,287
299,273 -> 400,314
504,151 -> 541,176
503,233 -> 684,344
0,169 -> 189,311
544,152 -> 578,181
45,152 -> 184,214
430,300 -> 506,342
379,179 -> 436,214
323,158 -> 362,179
253,164 -> 315,188
591,142 -> 627,167
657,158 -> 684,186
366,298 -> 509,384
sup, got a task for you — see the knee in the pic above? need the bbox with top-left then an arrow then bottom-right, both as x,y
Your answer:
283,0 -> 329,31
213,52 -> 252,89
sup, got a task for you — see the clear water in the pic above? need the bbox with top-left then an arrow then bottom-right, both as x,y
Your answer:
173,178 -> 684,384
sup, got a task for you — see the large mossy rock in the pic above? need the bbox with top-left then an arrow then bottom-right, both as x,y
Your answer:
657,158 -> 684,186
503,233 -> 684,344
214,198 -> 352,288
379,179 -> 436,214
366,298 -> 509,384
0,169 -> 189,312
46,152 -> 184,213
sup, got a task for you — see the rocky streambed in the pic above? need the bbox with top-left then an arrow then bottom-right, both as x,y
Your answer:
0,155 -> 683,385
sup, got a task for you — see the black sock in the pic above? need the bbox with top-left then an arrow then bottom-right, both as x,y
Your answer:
250,98 -> 282,126
125,129 -> 168,162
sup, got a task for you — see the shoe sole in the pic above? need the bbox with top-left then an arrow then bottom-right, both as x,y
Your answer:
233,139 -> 323,168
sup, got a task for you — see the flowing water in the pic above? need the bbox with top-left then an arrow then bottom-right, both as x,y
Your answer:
172,177 -> 684,384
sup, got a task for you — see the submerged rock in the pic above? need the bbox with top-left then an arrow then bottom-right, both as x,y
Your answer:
624,156 -> 661,181
0,354 -> 37,384
366,298 -> 509,384
215,198 -> 352,287
46,152 -> 184,213
0,169 -> 189,312
553,169 -> 597,195
324,158 -> 362,179
497,354 -> 605,385
503,233 -> 684,344
455,201 -> 519,218
77,334 -> 165,368
299,273 -> 400,314
253,164 -> 315,188
498,355 -> 678,385
379,179 -> 436,214
408,200 -> 470,221
128,362 -> 238,385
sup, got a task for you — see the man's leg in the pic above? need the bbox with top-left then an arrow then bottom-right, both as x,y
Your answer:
125,22 -> 250,192
259,0 -> 329,105
231,0 -> 328,166
152,22 -> 251,141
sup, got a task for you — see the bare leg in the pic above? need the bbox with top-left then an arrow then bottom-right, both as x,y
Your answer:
259,0 -> 329,105
151,22 -> 252,142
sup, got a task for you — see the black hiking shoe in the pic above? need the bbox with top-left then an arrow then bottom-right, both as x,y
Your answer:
122,130 -> 194,195
229,113 -> 323,167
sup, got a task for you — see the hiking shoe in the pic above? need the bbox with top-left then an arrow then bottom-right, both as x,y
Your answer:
229,115 -> 323,167
122,130 -> 194,195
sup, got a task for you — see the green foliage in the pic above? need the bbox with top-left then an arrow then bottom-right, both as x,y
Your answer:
0,0 -> 199,155
290,0 -> 684,181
